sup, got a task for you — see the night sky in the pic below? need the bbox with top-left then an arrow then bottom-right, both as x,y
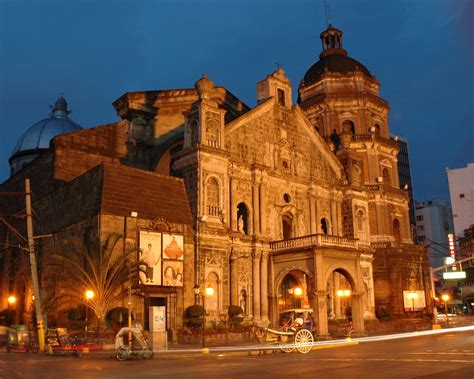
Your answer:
1,0 -> 472,201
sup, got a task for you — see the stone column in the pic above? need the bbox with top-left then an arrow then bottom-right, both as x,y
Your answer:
259,182 -> 266,235
375,201 -> 384,236
230,252 -> 239,306
351,292 -> 365,336
260,251 -> 269,322
316,199 -> 322,234
312,249 -> 329,337
309,195 -> 316,234
330,200 -> 337,235
336,201 -> 342,236
334,273 -> 342,318
252,184 -> 260,236
252,251 -> 261,320
229,177 -> 234,230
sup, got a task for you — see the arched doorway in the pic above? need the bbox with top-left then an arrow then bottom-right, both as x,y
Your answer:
327,271 -> 352,321
324,268 -> 364,337
393,219 -> 401,242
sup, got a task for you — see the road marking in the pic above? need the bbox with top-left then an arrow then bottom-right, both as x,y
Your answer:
409,352 -> 474,356
307,357 -> 474,363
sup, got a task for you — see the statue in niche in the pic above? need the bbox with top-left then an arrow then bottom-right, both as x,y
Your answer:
238,215 -> 245,234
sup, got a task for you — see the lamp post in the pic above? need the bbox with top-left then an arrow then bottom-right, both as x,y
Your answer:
85,290 -> 95,342
407,292 -> 418,313
7,295 -> 16,326
441,294 -> 450,326
201,285 -> 215,348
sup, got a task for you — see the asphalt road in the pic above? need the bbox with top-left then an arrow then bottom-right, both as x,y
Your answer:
1,330 -> 473,379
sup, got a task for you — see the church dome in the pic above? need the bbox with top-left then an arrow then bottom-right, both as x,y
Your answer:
9,96 -> 82,175
301,25 -> 373,87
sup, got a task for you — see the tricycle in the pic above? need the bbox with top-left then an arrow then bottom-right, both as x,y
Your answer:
6,324 -> 38,353
115,326 -> 154,361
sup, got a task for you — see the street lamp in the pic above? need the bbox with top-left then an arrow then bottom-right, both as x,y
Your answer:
85,290 -> 95,342
7,295 -> 16,326
441,294 -> 450,326
407,292 -> 418,313
202,285 -> 215,348
337,289 -> 352,321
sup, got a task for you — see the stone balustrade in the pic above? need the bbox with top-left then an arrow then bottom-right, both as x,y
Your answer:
270,233 -> 358,252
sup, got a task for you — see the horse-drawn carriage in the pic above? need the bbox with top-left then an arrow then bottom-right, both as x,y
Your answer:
252,309 -> 315,354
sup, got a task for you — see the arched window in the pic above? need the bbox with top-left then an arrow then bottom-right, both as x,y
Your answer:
393,219 -> 401,242
206,120 -> 220,148
206,178 -> 220,216
342,120 -> 355,135
237,202 -> 249,235
321,218 -> 329,235
374,124 -> 381,135
206,272 -> 219,312
282,214 -> 293,239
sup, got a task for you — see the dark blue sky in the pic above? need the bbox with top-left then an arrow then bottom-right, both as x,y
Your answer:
1,0 -> 472,200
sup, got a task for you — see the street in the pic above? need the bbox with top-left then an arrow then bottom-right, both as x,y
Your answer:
1,328 -> 474,379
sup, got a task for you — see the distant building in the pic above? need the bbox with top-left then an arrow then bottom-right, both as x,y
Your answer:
415,199 -> 454,268
446,163 -> 474,237
393,136 -> 416,230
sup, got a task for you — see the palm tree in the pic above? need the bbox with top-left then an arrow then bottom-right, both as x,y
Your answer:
50,233 -> 134,333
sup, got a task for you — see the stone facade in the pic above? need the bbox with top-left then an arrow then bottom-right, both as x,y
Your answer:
0,25 -> 432,340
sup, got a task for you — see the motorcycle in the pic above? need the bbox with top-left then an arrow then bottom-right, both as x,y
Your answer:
115,327 -> 154,361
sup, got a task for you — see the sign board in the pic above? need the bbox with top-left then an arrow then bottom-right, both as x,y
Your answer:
442,271 -> 466,279
444,257 -> 455,265
403,290 -> 426,312
149,306 -> 166,333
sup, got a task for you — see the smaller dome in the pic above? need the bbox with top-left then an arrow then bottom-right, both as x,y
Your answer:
302,54 -> 373,86
9,96 -> 82,175
300,24 -> 373,88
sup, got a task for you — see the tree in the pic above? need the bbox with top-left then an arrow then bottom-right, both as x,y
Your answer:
50,233 -> 134,333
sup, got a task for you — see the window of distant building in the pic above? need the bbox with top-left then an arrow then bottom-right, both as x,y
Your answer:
277,89 -> 286,106
460,194 -> 465,198
417,236 -> 425,243
416,215 -> 423,221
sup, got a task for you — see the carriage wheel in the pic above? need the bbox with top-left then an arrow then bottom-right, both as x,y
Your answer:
279,336 -> 295,353
295,329 -> 314,354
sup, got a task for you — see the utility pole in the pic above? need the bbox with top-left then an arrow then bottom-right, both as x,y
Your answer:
25,178 -> 45,352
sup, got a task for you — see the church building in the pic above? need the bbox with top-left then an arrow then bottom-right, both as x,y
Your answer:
0,25 -> 432,341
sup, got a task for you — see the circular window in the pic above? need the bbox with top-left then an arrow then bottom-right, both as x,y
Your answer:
283,193 -> 291,203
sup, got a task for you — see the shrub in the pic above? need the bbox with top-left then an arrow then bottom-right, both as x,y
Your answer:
228,305 -> 244,317
375,306 -> 392,321
184,305 -> 204,329
228,305 -> 244,329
